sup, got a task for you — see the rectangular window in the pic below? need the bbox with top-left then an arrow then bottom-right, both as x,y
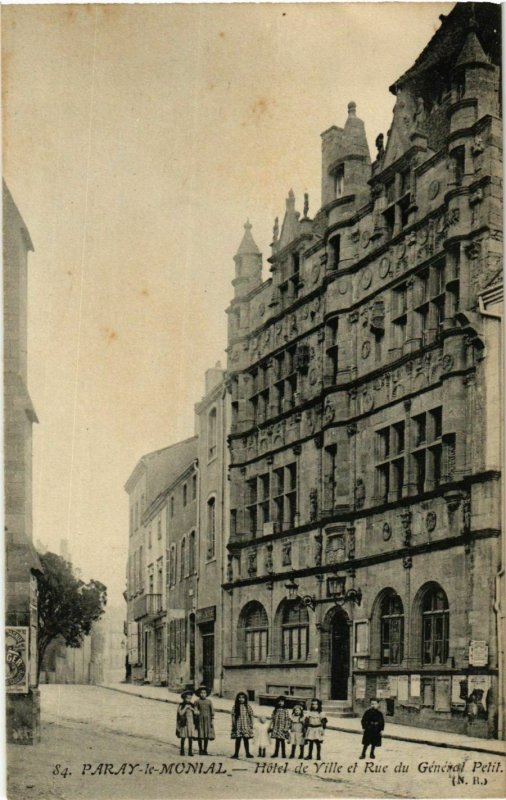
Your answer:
411,406 -> 444,495
375,422 -> 405,503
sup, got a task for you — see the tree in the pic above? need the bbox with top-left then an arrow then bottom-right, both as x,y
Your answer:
36,551 -> 107,682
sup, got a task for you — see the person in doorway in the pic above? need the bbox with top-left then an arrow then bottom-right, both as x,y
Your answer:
289,704 -> 306,759
195,685 -> 215,755
360,698 -> 384,760
304,698 -> 327,760
254,715 -> 270,758
230,692 -> 254,758
176,690 -> 199,757
269,696 -> 291,758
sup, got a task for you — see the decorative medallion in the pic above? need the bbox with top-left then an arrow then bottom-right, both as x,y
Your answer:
382,522 -> 392,541
323,401 -> 335,425
418,227 -> 428,245
426,511 -> 437,532
428,179 -> 440,200
379,256 -> 391,278
361,340 -> 371,359
397,241 -> 406,259
442,354 -> 454,372
362,391 -> 374,413
338,279 -> 349,295
361,268 -> 373,290
312,264 -> 320,284
275,322 -> 283,336
302,305 -> 309,320
361,230 -> 371,249
308,367 -> 318,386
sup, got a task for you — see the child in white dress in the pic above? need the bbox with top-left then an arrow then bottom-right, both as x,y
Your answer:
254,715 -> 270,758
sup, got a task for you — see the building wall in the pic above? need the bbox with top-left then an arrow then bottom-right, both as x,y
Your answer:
223,5 -> 502,738
167,464 -> 198,689
195,368 -> 229,694
4,182 -> 41,744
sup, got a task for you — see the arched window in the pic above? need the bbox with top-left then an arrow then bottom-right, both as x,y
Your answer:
380,591 -> 404,665
282,601 -> 309,661
422,586 -> 449,665
207,497 -> 216,560
180,537 -> 186,580
208,408 -> 217,460
239,602 -> 269,662
169,545 -> 176,586
189,530 -> 196,575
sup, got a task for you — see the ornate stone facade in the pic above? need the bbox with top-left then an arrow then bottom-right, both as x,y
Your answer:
222,5 -> 502,738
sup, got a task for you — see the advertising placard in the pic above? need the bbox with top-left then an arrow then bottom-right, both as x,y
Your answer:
6,627 -> 29,694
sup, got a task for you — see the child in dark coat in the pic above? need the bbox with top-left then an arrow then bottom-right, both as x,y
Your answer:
360,698 -> 385,760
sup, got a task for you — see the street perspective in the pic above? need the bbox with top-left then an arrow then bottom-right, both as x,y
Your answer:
3,2 -> 505,799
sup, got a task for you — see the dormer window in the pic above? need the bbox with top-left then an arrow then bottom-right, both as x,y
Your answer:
334,165 -> 345,198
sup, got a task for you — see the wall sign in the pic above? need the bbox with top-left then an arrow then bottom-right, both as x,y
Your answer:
196,606 -> 216,625
469,640 -> 488,667
6,627 -> 29,694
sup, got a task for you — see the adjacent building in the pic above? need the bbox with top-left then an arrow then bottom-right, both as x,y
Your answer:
194,363 -> 229,694
223,4 -> 502,738
125,437 -> 197,684
4,182 -> 42,744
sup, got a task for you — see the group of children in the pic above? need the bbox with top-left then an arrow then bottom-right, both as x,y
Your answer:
177,689 -> 385,761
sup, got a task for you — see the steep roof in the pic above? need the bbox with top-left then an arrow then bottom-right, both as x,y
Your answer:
391,3 -> 501,93
236,220 -> 261,256
124,435 -> 198,501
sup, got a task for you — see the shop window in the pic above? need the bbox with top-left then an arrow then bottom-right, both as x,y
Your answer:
281,601 -> 309,661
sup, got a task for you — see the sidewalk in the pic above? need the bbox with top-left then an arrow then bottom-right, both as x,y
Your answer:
100,682 -> 506,757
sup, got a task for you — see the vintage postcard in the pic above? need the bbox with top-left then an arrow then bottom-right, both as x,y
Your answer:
3,2 -> 505,799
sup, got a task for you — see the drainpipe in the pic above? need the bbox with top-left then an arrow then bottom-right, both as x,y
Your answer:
219,382 -> 227,697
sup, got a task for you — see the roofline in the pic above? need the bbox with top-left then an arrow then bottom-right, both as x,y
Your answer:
124,435 -> 198,493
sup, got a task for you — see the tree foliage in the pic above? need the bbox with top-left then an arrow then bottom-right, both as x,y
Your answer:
37,551 -> 107,680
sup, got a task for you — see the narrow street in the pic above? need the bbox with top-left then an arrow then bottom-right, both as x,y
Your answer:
7,686 -> 506,799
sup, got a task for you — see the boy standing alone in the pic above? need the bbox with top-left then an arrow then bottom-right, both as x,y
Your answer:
360,698 -> 384,760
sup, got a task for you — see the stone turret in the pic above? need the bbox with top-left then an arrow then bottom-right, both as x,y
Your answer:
232,220 -> 262,300
321,103 -> 371,208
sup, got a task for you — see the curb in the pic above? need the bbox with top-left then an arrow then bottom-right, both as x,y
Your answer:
99,684 -> 506,758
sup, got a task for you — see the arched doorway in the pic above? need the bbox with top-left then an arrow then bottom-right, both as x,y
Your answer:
329,607 -> 350,700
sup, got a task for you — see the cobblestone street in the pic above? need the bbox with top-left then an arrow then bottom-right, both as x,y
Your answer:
7,687 -> 506,799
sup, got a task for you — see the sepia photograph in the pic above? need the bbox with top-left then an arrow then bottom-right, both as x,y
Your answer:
3,2 -> 505,798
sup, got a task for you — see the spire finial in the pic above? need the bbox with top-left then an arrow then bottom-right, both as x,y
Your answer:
348,101 -> 357,117
303,193 -> 309,218
244,218 -> 252,231
273,216 -> 279,243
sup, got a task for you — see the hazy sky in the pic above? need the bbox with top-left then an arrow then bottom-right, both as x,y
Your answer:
2,2 -> 453,607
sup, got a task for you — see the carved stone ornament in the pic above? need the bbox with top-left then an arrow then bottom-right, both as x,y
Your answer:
247,549 -> 257,577
469,188 -> 483,207
308,367 -> 318,386
471,137 -> 484,156
426,511 -> 437,532
403,555 -> 413,569
309,488 -> 318,522
361,340 -> 371,359
281,540 -> 292,567
362,391 -> 374,413
351,229 -> 360,244
465,241 -> 481,259
338,279 -> 349,295
314,532 -> 323,567
397,241 -> 407,259
379,256 -> 391,278
258,302 -> 265,318
361,268 -> 373,290
324,400 -> 335,425
361,230 -> 371,249
400,509 -> 412,547
429,179 -> 440,200
226,555 -> 233,583
264,545 -> 273,574
355,479 -> 365,510
442,354 -> 454,372
347,525 -> 356,559
382,522 -> 392,541
312,264 -> 320,284
347,422 -> 358,437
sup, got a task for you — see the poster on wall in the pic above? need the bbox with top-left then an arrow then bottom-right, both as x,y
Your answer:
6,627 -> 29,694
376,676 -> 390,699
451,675 -> 467,707
397,675 -> 409,702
410,674 -> 421,698
468,640 -> 489,667
355,675 -> 366,699
388,676 -> 398,697
434,677 -> 451,711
